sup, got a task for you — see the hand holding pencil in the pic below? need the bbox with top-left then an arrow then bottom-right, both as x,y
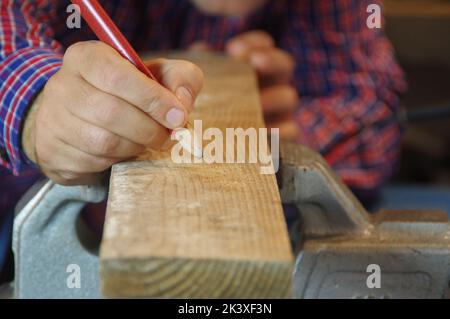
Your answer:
22,1 -> 203,186
71,0 -> 202,157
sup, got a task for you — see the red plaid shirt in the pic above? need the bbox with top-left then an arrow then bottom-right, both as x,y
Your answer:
0,0 -> 406,201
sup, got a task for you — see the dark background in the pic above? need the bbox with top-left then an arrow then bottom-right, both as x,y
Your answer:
385,0 -> 450,186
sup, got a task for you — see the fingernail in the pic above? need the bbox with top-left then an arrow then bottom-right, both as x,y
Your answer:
176,87 -> 194,110
166,108 -> 185,128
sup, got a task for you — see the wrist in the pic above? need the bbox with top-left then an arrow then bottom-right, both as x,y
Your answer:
22,91 -> 42,165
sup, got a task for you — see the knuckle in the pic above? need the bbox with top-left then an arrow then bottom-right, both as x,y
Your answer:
142,91 -> 164,117
64,42 -> 83,63
64,41 -> 98,63
66,41 -> 126,91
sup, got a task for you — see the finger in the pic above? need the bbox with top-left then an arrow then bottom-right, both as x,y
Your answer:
53,138 -> 118,173
52,108 -> 152,159
226,30 -> 275,58
249,48 -> 295,86
146,58 -> 204,111
261,85 -> 299,115
37,134 -> 116,175
266,118 -> 299,142
43,167 -> 104,186
64,41 -> 187,129
67,77 -> 170,147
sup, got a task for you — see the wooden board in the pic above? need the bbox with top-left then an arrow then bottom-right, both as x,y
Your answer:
100,53 -> 293,298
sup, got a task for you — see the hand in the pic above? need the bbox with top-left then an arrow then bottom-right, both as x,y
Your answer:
22,41 -> 203,185
226,31 -> 300,141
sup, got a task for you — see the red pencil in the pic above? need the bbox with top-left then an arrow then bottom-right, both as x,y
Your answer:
70,0 -> 157,81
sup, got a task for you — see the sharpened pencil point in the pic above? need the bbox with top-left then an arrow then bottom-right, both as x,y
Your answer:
172,127 -> 203,159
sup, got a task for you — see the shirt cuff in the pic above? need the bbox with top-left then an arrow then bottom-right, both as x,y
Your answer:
0,47 -> 63,175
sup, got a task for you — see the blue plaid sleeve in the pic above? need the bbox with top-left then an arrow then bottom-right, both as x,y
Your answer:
0,1 -> 63,175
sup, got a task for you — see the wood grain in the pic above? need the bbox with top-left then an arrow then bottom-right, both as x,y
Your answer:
100,53 -> 293,298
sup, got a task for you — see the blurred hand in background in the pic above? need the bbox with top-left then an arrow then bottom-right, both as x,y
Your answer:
191,30 -> 300,141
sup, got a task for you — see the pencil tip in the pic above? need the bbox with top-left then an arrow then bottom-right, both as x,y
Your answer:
172,127 -> 202,159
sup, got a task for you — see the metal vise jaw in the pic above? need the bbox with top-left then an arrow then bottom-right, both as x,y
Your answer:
278,141 -> 450,299
12,181 -> 106,298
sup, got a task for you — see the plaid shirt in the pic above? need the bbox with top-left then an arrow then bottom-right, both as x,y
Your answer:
0,0 -> 406,215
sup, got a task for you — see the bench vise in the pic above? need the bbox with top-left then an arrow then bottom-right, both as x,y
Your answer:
279,142 -> 450,299
11,142 -> 450,298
